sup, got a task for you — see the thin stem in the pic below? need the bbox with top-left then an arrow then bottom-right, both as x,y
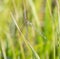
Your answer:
56,0 -> 60,59
10,12 -> 40,59
0,40 -> 7,59
27,0 -> 40,27
46,0 -> 56,59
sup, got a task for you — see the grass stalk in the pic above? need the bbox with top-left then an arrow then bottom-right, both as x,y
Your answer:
10,12 -> 40,59
0,40 -> 7,59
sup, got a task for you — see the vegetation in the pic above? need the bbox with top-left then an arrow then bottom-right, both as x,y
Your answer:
0,0 -> 60,59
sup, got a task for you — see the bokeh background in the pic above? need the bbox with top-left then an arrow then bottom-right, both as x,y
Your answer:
0,0 -> 60,59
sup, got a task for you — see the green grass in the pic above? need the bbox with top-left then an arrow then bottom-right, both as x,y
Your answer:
0,0 -> 60,59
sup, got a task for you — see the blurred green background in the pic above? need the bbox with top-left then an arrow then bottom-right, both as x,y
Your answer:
0,0 -> 60,59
